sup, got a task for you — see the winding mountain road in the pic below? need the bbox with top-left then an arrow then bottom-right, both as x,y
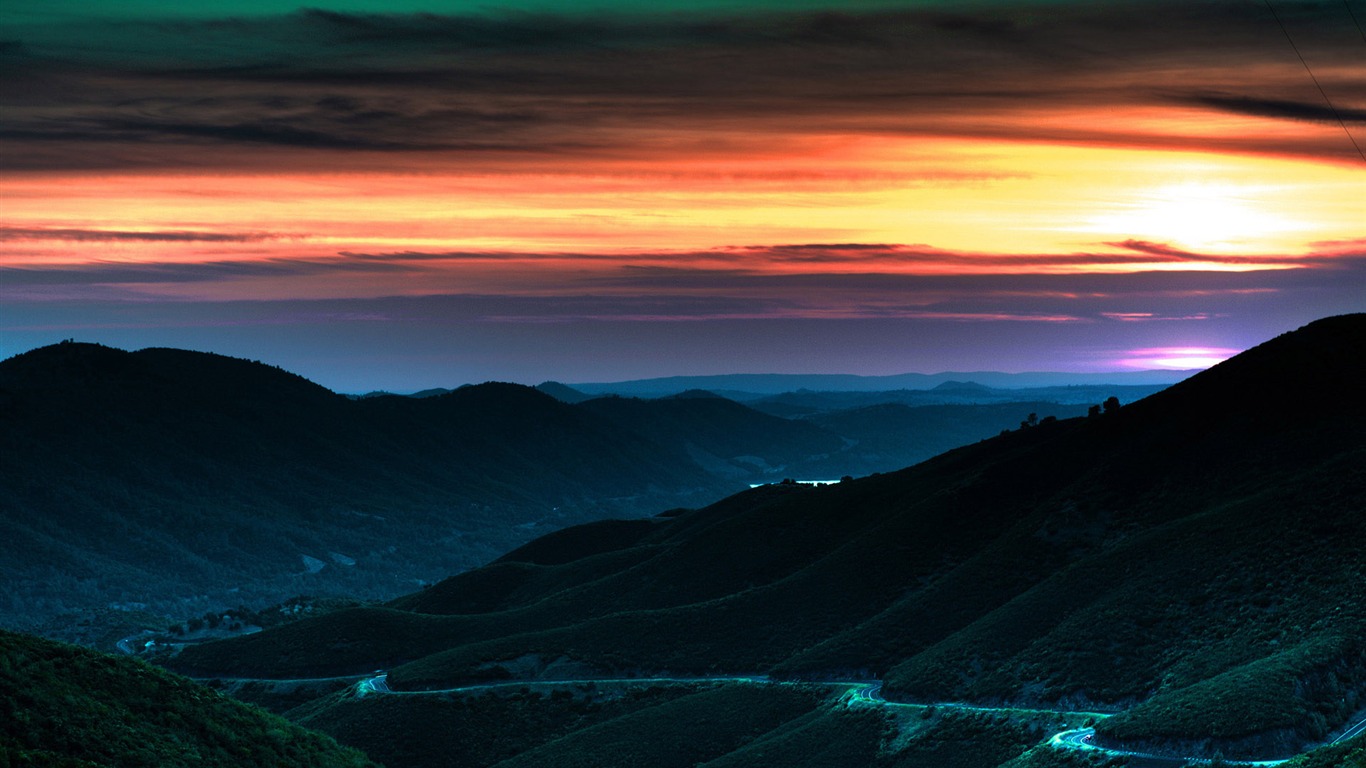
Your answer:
1047,705 -> 1366,765
347,672 -> 1365,766
124,636 -> 1360,768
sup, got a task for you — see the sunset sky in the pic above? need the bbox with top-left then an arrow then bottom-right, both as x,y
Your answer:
2,1 -> 1363,391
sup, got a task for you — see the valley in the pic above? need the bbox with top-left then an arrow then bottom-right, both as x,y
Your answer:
4,315 -> 1365,767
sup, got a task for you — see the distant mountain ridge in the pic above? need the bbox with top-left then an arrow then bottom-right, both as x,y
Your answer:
168,315 -> 1366,766
569,368 -> 1195,398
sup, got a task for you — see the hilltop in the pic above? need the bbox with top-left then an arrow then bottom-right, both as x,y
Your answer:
167,314 -> 1366,766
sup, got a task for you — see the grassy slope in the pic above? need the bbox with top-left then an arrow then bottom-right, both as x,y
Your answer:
486,684 -> 823,768
171,315 -> 1366,759
1283,733 -> 1366,768
694,707 -> 887,768
0,630 -> 375,768
293,684 -> 701,768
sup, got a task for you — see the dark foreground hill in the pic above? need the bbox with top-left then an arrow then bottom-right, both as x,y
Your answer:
0,629 -> 376,767
0,342 -> 848,632
170,315 -> 1366,766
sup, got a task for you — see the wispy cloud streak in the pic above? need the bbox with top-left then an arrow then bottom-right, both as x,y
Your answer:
0,227 -> 291,243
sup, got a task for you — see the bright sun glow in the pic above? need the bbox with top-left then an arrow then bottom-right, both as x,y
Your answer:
1084,182 -> 1299,253
1121,347 -> 1241,369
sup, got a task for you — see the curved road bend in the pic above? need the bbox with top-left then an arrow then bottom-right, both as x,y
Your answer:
1050,728 -> 1293,767
1051,707 -> 1366,766
115,631 -> 154,655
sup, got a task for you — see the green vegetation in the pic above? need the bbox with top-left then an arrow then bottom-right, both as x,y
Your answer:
488,684 -> 825,768
295,683 -> 703,767
878,712 -> 1061,768
696,706 -> 888,768
1283,733 -> 1366,768
1097,632 -> 1365,756
997,748 -> 1126,768
0,630 -> 376,768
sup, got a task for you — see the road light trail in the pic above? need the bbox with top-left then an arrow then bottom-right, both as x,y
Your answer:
1334,712 -> 1366,744
193,668 -> 1366,765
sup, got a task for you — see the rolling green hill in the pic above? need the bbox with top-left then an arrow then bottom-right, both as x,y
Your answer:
168,314 -> 1366,764
0,630 -> 376,767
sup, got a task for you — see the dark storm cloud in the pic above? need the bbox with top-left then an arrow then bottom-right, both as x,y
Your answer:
5,1 -> 1363,168
27,119 -> 453,151
1185,94 -> 1366,124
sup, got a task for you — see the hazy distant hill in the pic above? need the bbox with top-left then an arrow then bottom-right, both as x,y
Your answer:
748,382 -> 1171,416
786,401 -> 1094,476
535,381 -> 592,403
171,315 -> 1366,766
579,392 -> 845,477
571,369 -> 1193,398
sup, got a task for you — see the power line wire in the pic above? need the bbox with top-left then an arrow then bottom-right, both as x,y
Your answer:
1342,0 -> 1366,44
1262,0 -> 1366,162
